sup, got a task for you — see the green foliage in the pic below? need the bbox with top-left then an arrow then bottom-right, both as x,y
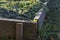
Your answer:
39,22 -> 59,40
39,0 -> 60,40
0,1 -> 42,20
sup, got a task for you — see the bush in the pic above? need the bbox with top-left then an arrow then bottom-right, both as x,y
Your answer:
0,1 -> 42,20
39,22 -> 59,40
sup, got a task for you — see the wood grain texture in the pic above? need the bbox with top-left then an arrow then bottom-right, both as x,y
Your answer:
16,23 -> 23,40
23,23 -> 37,40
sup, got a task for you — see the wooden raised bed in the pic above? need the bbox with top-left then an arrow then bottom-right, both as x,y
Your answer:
0,8 -> 46,40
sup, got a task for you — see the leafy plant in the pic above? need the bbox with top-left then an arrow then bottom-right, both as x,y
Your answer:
0,1 -> 42,20
39,22 -> 59,40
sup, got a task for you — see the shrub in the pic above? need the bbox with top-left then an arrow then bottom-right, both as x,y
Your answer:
0,1 -> 42,20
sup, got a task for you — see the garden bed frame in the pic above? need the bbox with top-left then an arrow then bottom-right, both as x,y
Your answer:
0,8 -> 46,40
0,4 -> 47,40
0,0 -> 51,39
